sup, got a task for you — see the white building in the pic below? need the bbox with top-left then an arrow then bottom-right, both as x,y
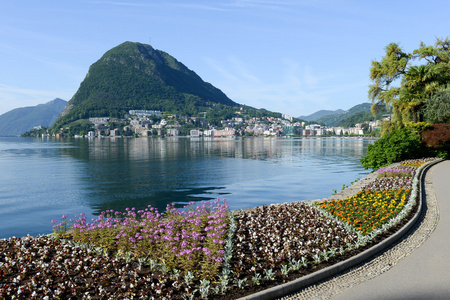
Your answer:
204,130 -> 214,137
89,117 -> 109,125
129,110 -> 162,117
167,129 -> 179,136
282,114 -> 293,122
190,130 -> 200,137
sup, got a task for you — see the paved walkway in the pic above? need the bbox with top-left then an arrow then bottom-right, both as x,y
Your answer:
280,160 -> 450,300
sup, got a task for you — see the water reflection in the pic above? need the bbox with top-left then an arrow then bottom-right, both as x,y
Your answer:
57,137 -> 373,215
64,136 -> 370,163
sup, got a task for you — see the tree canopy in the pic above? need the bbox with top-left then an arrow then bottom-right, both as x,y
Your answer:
369,37 -> 450,124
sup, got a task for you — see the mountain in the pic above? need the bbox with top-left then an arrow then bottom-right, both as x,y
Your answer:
54,42 -> 238,129
298,109 -> 345,122
0,98 -> 67,136
314,103 -> 373,126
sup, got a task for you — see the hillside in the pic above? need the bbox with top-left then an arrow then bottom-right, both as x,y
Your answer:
0,99 -> 67,136
315,103 -> 373,126
54,42 -> 238,129
298,109 -> 344,122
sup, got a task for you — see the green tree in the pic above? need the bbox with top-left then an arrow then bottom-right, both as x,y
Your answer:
423,87 -> 450,123
413,37 -> 450,65
368,43 -> 410,118
369,37 -> 450,127
398,65 -> 436,122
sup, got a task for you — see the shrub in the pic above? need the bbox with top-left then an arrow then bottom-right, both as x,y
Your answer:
360,128 -> 423,170
421,124 -> 450,159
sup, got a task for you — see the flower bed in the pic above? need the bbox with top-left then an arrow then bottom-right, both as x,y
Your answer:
400,157 -> 437,168
0,158 -> 439,299
317,189 -> 411,235
65,200 -> 229,280
376,166 -> 415,178
230,203 -> 357,285
361,177 -> 413,191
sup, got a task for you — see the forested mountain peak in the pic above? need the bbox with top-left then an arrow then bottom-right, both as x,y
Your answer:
54,41 -> 237,128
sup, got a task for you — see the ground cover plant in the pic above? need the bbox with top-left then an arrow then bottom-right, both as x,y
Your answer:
400,157 -> 437,168
376,166 -> 414,178
230,202 -> 358,282
0,158 -> 439,299
361,177 -> 413,191
317,189 -> 411,235
317,157 -> 437,241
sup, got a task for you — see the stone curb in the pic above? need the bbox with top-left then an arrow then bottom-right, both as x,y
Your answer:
238,160 -> 442,300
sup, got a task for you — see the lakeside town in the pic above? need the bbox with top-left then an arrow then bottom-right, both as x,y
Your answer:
36,109 -> 383,138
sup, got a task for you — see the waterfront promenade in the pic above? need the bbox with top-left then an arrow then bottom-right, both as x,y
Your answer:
281,160 -> 450,299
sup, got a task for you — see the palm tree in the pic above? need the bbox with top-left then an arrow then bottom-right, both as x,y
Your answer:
399,65 -> 440,122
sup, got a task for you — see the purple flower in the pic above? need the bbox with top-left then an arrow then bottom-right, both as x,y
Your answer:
202,247 -> 212,256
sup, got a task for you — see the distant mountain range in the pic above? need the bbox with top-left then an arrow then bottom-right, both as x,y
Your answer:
299,109 -> 345,122
299,103 -> 380,127
0,99 -> 67,136
54,41 -> 241,129
315,103 -> 373,126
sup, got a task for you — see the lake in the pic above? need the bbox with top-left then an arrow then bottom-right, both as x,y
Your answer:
0,136 -> 373,239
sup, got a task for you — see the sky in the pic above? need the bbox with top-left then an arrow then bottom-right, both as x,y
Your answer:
1,1 -> 449,117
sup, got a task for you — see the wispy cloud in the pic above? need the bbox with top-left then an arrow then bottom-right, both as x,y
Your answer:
0,84 -> 71,115
0,84 -> 71,100
87,1 -> 152,7
89,0 -> 299,12
203,55 -> 365,115
168,3 -> 236,11
89,1 -> 233,11
229,0 -> 298,9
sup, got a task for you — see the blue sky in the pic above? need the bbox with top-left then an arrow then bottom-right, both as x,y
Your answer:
1,1 -> 449,117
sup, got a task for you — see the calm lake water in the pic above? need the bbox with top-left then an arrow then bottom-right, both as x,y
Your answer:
0,136 -> 374,239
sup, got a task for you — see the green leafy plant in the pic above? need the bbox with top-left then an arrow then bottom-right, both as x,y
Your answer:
360,128 -> 424,170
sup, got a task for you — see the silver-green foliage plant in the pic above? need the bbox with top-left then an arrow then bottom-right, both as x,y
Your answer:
423,87 -> 450,124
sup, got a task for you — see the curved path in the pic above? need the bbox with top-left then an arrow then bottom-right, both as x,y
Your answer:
280,160 -> 450,300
